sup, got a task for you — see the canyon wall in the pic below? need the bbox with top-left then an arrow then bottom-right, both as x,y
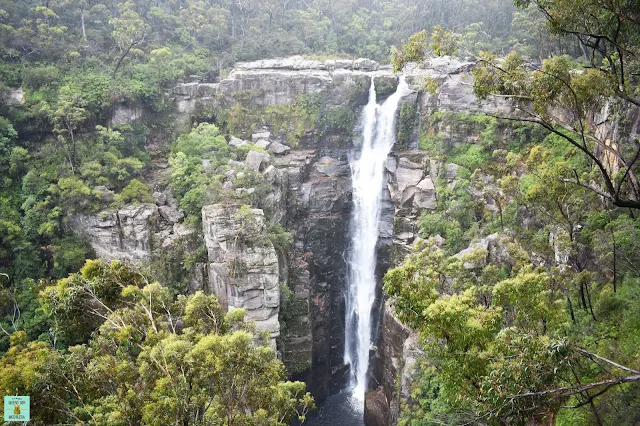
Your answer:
72,55 -> 624,422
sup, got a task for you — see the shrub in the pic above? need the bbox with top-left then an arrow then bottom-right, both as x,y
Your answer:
114,179 -> 152,206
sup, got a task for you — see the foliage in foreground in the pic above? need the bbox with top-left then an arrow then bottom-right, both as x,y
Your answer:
0,260 -> 314,425
386,123 -> 640,425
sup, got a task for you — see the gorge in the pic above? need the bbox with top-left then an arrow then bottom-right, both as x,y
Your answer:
7,54 -> 640,425
3,0 -> 640,423
64,55 -> 516,423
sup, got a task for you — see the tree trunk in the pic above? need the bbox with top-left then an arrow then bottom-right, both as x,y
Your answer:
579,281 -> 588,311
612,231 -> 617,292
113,42 -> 136,78
81,11 -> 86,40
585,281 -> 597,321
567,296 -> 575,323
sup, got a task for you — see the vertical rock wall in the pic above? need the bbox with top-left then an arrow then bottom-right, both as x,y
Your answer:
70,56 -> 528,414
202,205 -> 280,347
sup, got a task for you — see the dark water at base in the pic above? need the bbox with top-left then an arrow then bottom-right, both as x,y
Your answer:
304,390 -> 365,426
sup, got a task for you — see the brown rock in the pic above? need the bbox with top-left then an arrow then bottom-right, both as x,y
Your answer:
364,388 -> 389,426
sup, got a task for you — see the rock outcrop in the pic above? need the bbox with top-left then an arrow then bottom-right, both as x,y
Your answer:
364,388 -> 390,426
371,302 -> 410,425
386,151 -> 436,217
202,205 -> 280,348
69,204 -> 158,261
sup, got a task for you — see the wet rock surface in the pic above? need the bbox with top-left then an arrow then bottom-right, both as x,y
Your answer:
364,388 -> 390,426
371,302 -> 411,425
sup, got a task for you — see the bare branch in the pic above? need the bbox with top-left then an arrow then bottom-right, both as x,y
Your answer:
509,374 -> 640,400
577,348 -> 640,375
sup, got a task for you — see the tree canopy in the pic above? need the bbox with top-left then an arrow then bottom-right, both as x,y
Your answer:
1,260 -> 314,425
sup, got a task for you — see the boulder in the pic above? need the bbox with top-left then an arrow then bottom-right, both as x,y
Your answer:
158,205 -> 185,224
384,157 -> 398,173
414,177 -> 437,209
268,141 -> 291,155
353,58 -> 380,71
454,233 -> 515,269
262,165 -> 289,224
364,388 -> 389,426
251,131 -> 271,142
395,158 -> 424,193
245,150 -> 270,172
396,232 -> 415,242
229,136 -> 248,147
454,234 -> 496,269
255,139 -> 271,149
173,223 -> 194,238
423,56 -> 474,75
5,88 -> 24,106
445,163 -> 459,180
228,159 -> 245,169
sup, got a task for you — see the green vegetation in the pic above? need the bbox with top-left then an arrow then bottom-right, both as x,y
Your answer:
278,281 -> 312,375
0,0 -> 571,299
321,106 -> 357,136
222,93 -> 324,146
167,123 -> 273,224
418,110 -> 543,167
388,136 -> 640,423
1,0 -> 639,424
396,102 -> 418,150
391,2 -> 640,421
1,260 -> 313,425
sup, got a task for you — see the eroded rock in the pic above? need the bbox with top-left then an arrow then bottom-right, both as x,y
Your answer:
268,141 -> 291,155
364,388 -> 389,426
245,150 -> 270,171
69,204 -> 158,261
202,204 -> 280,348
229,136 -> 248,147
158,205 -> 185,224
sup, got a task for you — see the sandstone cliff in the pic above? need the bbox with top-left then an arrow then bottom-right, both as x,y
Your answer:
68,56 -> 539,412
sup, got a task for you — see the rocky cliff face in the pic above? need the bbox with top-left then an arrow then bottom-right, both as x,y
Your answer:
68,55 -> 640,424
202,204 -> 280,348
69,199 -> 193,262
69,55 -> 524,413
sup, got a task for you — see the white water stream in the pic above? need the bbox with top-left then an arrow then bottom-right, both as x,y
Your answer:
344,76 -> 410,403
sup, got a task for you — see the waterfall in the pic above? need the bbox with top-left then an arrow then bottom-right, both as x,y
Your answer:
344,76 -> 409,403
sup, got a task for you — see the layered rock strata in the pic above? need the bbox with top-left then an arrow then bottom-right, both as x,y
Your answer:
69,56 -> 535,411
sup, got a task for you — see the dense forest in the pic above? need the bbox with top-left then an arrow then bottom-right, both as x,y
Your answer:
386,1 -> 640,425
0,0 -> 639,425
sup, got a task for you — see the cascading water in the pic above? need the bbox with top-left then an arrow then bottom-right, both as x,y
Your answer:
344,76 -> 409,403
